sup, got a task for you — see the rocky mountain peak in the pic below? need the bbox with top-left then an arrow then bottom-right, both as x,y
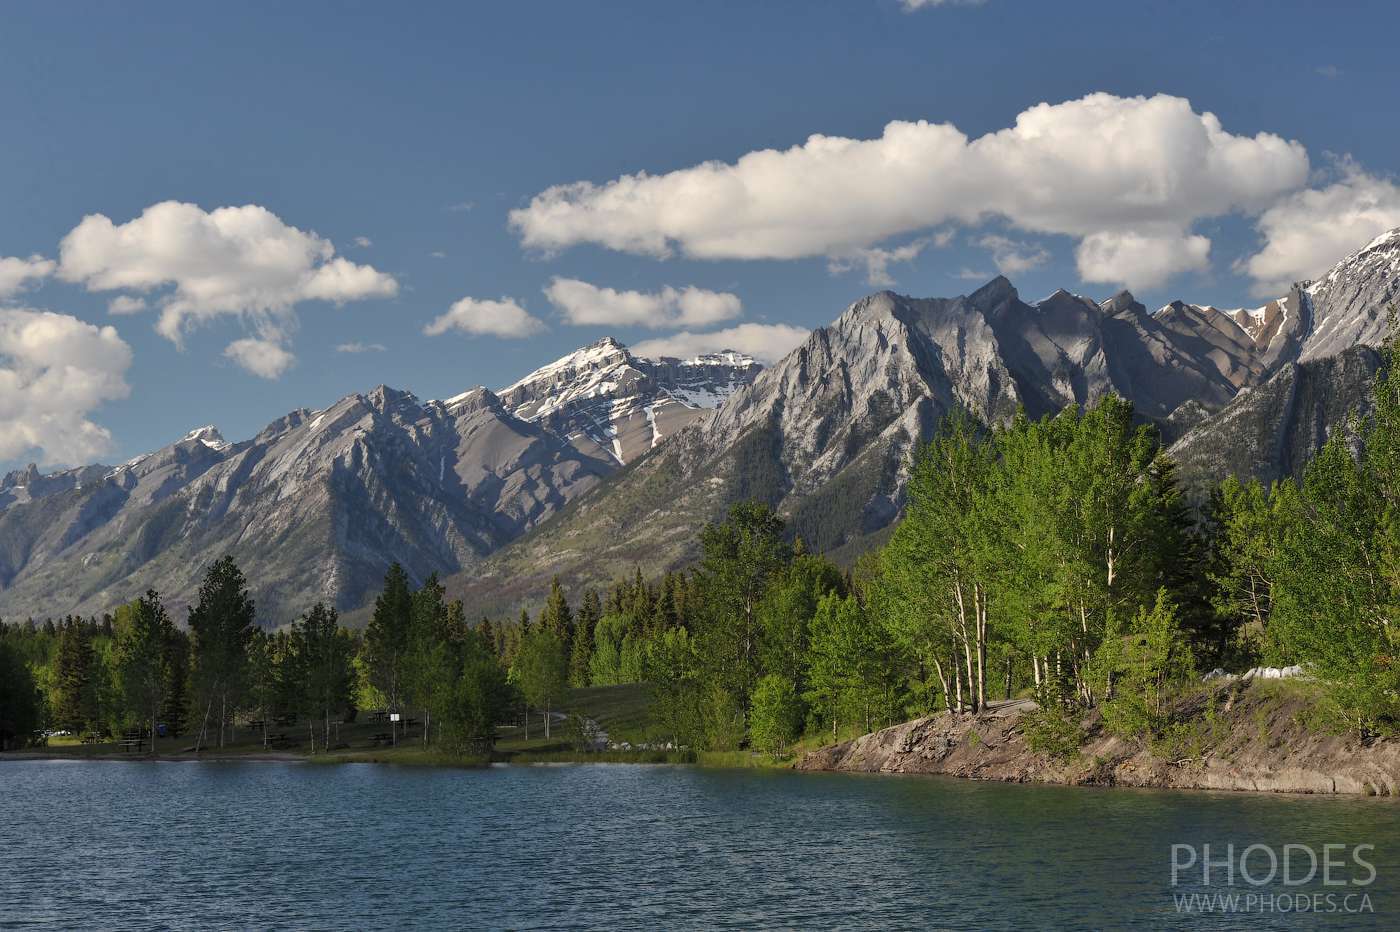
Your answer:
969,275 -> 1018,307
1100,290 -> 1145,318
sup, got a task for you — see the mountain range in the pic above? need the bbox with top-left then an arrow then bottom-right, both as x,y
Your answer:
2,227 -> 1397,625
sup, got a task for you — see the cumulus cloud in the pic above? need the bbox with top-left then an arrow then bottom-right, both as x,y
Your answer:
224,337 -> 296,379
352,236 -> 373,248
335,341 -> 387,353
57,201 -> 398,348
424,297 -> 546,339
1240,160 -> 1400,295
0,308 -> 132,465
632,323 -> 808,365
511,93 -> 1309,290
0,255 -> 56,298
976,234 -> 1050,277
1076,230 -> 1210,289
543,277 -> 742,329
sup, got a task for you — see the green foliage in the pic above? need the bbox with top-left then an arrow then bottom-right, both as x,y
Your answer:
694,501 -> 790,716
1094,591 -> 1196,738
363,562 -> 413,715
1020,706 -> 1081,761
0,632 -> 42,748
114,590 -> 175,741
749,673 -> 802,758
513,626 -> 568,726
188,555 -> 257,745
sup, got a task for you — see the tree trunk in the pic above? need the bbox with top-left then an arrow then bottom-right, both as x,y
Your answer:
544,704 -> 551,740
929,652 -> 952,714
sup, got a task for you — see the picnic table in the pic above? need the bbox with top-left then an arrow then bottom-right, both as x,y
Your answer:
119,730 -> 146,753
370,732 -> 394,747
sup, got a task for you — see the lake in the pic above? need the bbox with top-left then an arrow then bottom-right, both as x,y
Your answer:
4,760 -> 1397,929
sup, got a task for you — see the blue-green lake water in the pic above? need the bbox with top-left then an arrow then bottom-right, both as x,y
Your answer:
4,760 -> 1398,929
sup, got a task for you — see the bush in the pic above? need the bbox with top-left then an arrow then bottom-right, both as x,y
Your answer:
1021,706 -> 1082,761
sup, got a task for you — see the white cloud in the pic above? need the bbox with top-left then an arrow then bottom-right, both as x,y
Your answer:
107,295 -> 147,315
955,267 -> 993,281
829,233 -> 948,287
335,341 -> 386,353
1076,231 -> 1211,289
0,308 -> 132,466
1240,160 -> 1400,295
424,297 -> 546,339
430,251 -> 448,259
0,255 -> 55,298
543,277 -> 742,329
976,234 -> 1050,277
224,337 -> 296,379
511,93 -> 1309,291
632,323 -> 808,364
57,201 -> 398,347
901,0 -> 987,8
352,236 -> 373,248
447,201 -> 475,213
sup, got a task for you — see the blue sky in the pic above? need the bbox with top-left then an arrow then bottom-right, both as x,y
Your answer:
2,0 -> 1399,470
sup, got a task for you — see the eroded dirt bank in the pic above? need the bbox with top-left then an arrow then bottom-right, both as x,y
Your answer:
797,681 -> 1400,795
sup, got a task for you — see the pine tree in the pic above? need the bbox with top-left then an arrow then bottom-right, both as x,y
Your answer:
295,603 -> 355,752
161,627 -> 190,737
188,556 -> 257,749
52,618 -> 97,734
363,563 -> 413,737
114,590 -> 174,753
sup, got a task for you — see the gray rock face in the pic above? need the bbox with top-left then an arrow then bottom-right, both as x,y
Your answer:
1300,229 -> 1400,361
1169,346 -> 1383,496
0,342 -> 758,624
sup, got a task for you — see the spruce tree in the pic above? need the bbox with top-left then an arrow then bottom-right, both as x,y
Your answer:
188,556 -> 257,748
363,563 -> 413,734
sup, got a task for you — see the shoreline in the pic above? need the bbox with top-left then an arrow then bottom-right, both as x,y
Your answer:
797,679 -> 1400,797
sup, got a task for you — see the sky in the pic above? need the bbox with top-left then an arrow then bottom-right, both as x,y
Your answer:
3,0 -> 1400,470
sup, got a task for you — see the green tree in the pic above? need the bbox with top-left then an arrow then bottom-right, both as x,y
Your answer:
188,556 -> 257,748
513,626 -> 567,739
363,563 -> 413,742
0,633 -> 42,749
570,588 -> 601,687
114,590 -> 174,753
694,501 -> 790,718
52,618 -> 98,734
294,602 -> 356,752
749,673 -> 802,758
1094,590 -> 1195,738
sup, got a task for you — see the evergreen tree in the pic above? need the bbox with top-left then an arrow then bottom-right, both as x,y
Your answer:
538,577 -> 573,642
570,588 -> 602,687
52,618 -> 98,734
363,563 -> 413,736
295,602 -> 356,752
161,627 -> 190,737
114,590 -> 174,752
693,501 -> 790,718
188,556 -> 257,748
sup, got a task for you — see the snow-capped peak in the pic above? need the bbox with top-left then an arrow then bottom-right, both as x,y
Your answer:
182,425 -> 230,451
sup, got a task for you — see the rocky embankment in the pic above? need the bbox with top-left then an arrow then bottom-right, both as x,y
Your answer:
798,680 -> 1400,796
